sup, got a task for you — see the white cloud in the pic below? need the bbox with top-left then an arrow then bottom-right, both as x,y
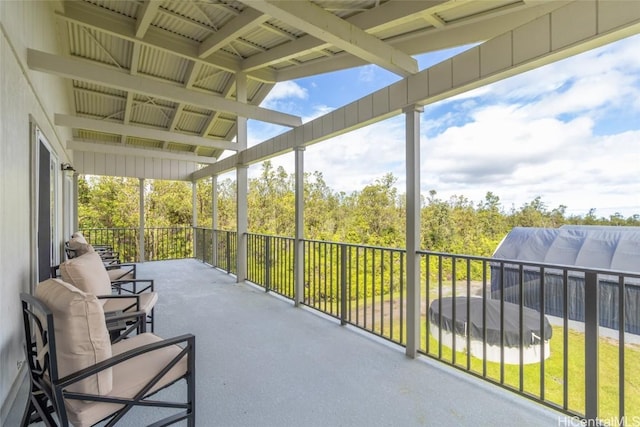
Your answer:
261,81 -> 308,112
264,81 -> 308,102
358,65 -> 376,83
416,34 -> 640,216
245,34 -> 640,218
304,117 -> 406,193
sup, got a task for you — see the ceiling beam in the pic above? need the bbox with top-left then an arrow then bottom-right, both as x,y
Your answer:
200,77 -> 237,137
29,49 -> 302,127
135,0 -> 161,38
68,139 -> 217,164
57,1 -> 276,83
276,1 -> 565,82
199,7 -> 269,58
242,0 -> 443,72
244,0 -> 418,77
55,114 -> 238,151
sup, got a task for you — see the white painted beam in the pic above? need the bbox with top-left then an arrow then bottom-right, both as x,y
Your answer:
200,77 -> 237,137
245,0 -> 418,76
194,0 -> 640,180
30,50 -> 302,127
55,114 -> 238,151
199,8 -> 269,58
135,0 -> 161,38
276,1 -> 565,82
242,0 -> 443,72
68,139 -> 217,164
57,1 -> 276,83
422,13 -> 446,29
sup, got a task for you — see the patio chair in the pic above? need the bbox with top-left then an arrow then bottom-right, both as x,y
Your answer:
20,278 -> 195,426
58,251 -> 157,333
65,234 -> 121,266
51,260 -> 137,285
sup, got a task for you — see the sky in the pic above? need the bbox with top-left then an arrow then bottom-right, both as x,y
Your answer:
239,33 -> 640,219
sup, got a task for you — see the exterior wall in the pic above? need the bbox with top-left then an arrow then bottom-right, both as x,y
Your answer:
75,151 -> 197,181
0,1 -> 73,420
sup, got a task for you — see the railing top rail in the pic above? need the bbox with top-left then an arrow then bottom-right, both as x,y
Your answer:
418,249 -> 640,279
302,238 -> 407,253
81,226 -> 193,231
246,232 -> 294,240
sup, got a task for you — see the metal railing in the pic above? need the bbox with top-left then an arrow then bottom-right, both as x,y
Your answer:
194,228 -> 237,274
303,239 -> 406,344
247,234 -> 295,298
419,252 -> 640,422
79,227 -> 193,262
80,227 -> 639,424
242,232 -> 639,424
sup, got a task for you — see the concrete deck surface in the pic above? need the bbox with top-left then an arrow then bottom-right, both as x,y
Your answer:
7,259 -> 565,426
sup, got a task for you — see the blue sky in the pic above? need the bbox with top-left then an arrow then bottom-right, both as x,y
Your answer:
241,33 -> 640,218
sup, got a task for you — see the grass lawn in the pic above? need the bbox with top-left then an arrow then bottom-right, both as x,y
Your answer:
422,325 -> 640,420
342,286 -> 640,421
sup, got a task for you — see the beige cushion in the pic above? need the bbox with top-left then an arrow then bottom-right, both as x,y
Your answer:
60,252 -> 112,297
71,242 -> 95,257
65,333 -> 188,427
103,292 -> 158,315
67,236 -> 95,257
71,232 -> 88,244
35,278 -> 112,398
106,268 -> 135,282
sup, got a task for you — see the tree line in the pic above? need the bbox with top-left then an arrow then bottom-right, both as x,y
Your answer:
78,161 -> 639,257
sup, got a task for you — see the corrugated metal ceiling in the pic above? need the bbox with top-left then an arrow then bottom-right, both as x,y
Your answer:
55,0 -> 553,168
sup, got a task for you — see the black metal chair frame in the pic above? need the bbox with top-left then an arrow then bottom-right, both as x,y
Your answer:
64,242 -> 121,263
20,292 -> 195,427
49,265 -> 155,333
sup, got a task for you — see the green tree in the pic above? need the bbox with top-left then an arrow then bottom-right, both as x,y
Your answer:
348,173 -> 404,246
305,171 -> 341,240
146,180 -> 192,226
216,177 -> 236,230
249,161 -> 295,236
78,176 -> 139,228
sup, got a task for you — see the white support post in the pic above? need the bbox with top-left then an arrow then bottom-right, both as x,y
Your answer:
236,72 -> 248,281
236,73 -> 248,151
139,178 -> 145,263
404,105 -> 423,358
236,165 -> 248,282
294,146 -> 305,306
192,180 -> 197,257
72,173 -> 79,233
212,175 -> 218,265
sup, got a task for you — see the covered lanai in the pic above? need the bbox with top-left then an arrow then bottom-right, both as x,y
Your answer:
2,1 -> 640,424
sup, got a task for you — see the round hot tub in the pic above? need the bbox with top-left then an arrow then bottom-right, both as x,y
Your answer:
428,296 -> 552,364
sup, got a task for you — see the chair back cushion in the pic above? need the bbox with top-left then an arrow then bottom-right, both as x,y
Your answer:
35,278 -> 113,395
60,251 -> 111,296
67,235 -> 95,257
71,232 -> 88,244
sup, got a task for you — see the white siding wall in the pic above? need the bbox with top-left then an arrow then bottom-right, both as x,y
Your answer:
75,151 -> 197,180
0,1 -> 73,420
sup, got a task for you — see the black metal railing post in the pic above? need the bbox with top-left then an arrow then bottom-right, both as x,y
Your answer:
340,244 -> 347,326
584,271 -> 599,421
225,232 -> 231,273
618,275 -> 625,422
265,235 -> 271,292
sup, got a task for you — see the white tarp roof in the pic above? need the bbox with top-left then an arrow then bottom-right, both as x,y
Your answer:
493,226 -> 640,273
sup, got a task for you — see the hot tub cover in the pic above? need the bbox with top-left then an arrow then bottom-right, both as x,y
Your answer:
429,297 -> 552,347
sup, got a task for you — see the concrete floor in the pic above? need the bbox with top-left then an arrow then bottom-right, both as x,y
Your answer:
7,259 -> 565,426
